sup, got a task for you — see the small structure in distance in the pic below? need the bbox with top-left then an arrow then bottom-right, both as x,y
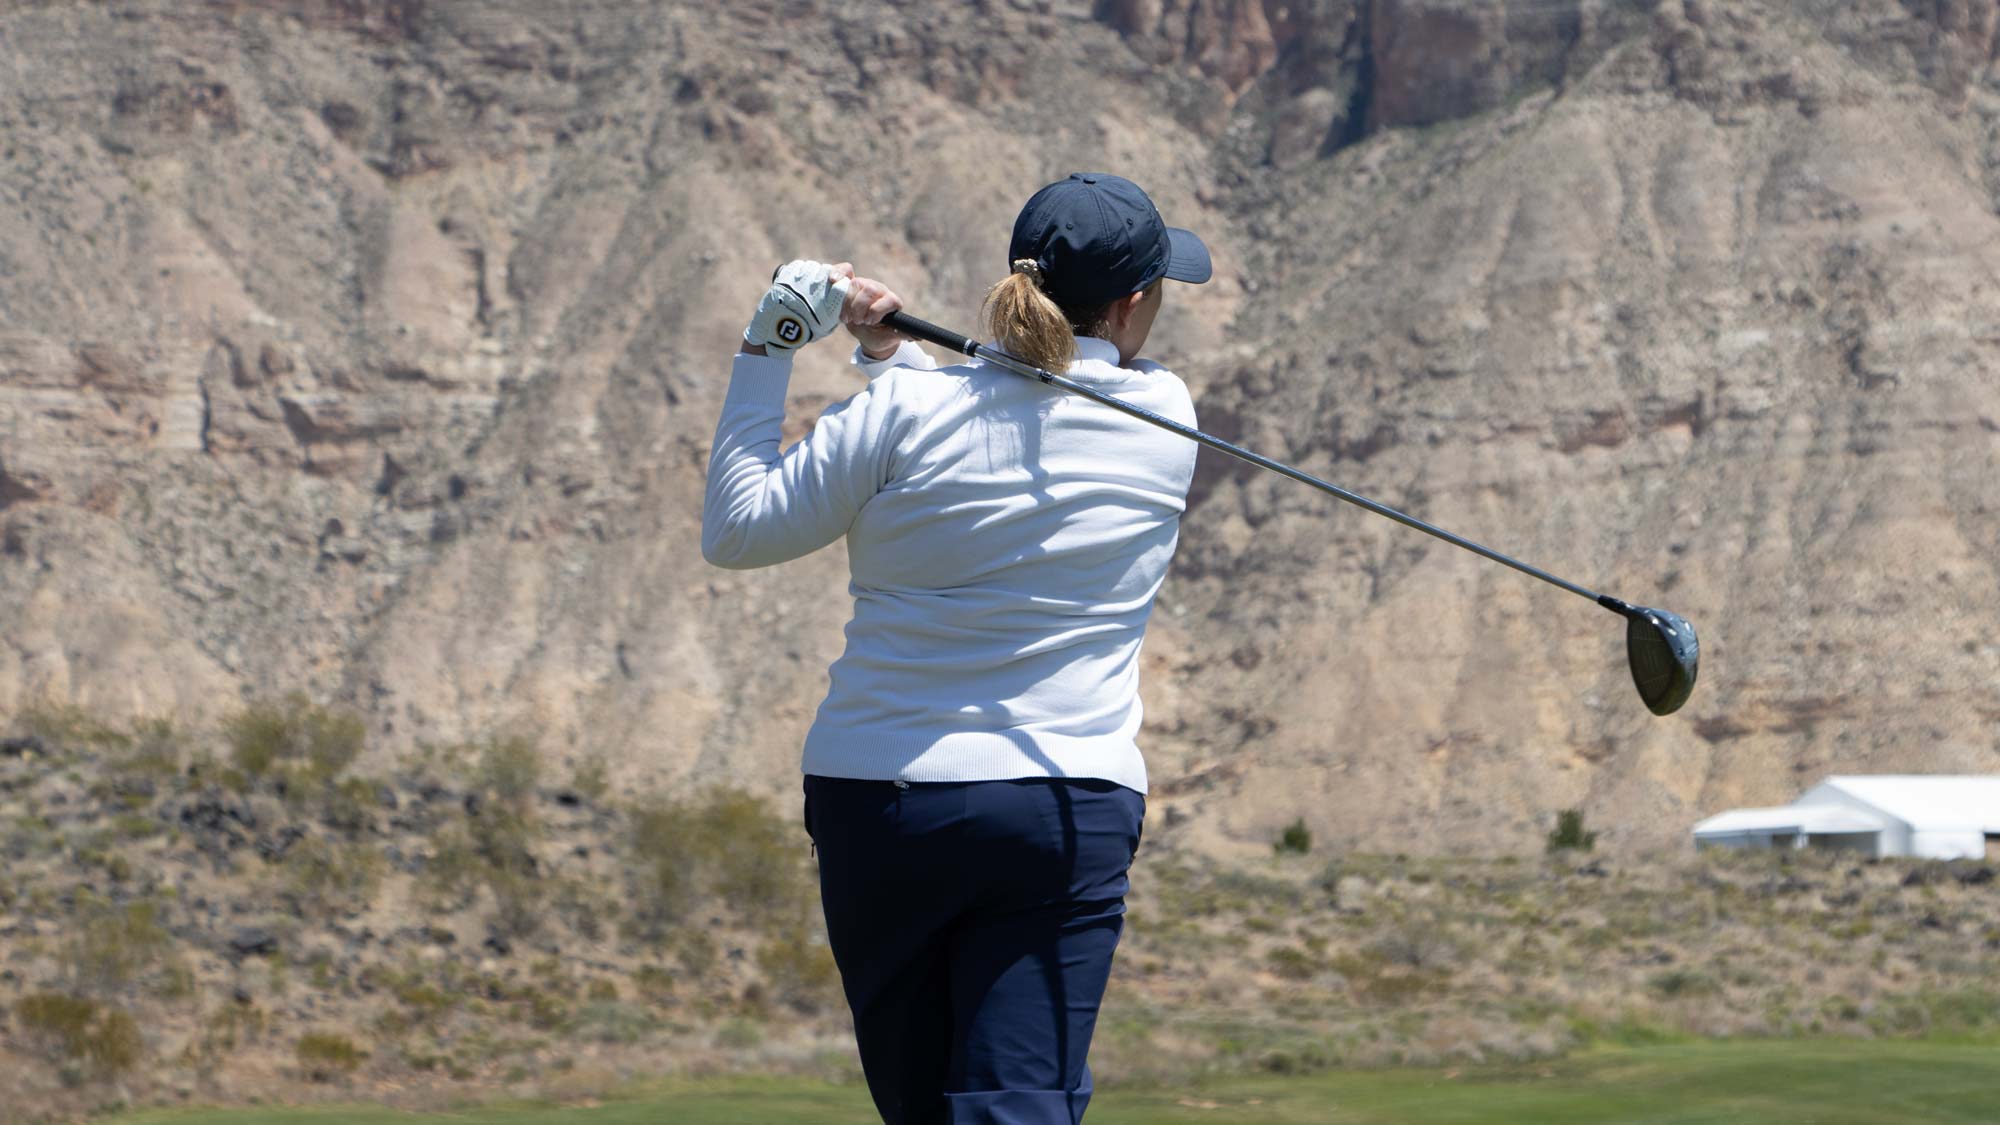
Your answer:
1693,776 -> 2000,860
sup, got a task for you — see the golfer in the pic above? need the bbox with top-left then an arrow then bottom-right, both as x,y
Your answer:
703,173 -> 1212,1124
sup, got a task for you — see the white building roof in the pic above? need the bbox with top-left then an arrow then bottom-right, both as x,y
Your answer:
1692,803 -> 1888,838
1816,775 -> 2000,833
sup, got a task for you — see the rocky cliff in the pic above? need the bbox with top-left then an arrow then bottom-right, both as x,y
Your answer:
3,0 -> 1998,854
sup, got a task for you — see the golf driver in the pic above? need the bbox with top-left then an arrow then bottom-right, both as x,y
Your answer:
845,288 -> 1699,716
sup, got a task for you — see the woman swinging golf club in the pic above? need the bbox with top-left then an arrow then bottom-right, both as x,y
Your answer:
704,173 -> 1212,1124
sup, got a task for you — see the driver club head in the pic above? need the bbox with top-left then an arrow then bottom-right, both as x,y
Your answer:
1624,605 -> 1699,716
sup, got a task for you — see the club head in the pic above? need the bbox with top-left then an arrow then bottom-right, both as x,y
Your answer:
1624,605 -> 1699,716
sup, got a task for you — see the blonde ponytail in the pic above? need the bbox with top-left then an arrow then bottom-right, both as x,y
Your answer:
981,266 -> 1079,374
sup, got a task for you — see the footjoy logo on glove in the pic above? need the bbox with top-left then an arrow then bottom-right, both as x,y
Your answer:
775,316 -> 804,345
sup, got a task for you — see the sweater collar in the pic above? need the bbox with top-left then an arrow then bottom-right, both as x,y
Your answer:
1073,336 -> 1124,368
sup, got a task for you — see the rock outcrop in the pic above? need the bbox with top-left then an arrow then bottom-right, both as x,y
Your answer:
3,0 -> 1998,854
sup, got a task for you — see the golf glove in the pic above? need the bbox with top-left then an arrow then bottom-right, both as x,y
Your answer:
745,260 -> 844,355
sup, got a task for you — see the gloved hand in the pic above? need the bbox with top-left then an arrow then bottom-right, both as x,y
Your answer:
745,260 -> 845,355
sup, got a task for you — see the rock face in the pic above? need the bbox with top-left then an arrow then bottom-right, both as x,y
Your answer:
2,0 -> 1998,854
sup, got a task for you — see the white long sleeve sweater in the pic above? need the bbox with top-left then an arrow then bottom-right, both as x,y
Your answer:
702,335 -> 1196,794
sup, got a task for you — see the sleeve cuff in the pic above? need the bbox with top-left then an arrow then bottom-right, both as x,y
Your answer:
850,339 -> 930,379
726,350 -> 795,408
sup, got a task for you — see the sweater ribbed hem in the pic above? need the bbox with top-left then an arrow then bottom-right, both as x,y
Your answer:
801,729 -> 1148,795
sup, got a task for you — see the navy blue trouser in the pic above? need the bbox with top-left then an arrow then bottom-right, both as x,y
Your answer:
803,775 -> 1145,1125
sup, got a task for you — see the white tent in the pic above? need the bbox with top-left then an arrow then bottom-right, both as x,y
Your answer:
1692,776 -> 2000,860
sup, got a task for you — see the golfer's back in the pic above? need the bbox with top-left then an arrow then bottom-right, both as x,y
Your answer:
801,339 -> 1196,794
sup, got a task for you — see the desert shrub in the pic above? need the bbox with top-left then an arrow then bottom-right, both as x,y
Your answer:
423,824 -> 543,938
419,734 -> 548,938
1274,817 -> 1313,855
512,987 -> 570,1031
697,789 -> 808,919
67,896 -> 171,994
1372,915 -> 1460,971
570,752 -> 611,802
295,1031 -> 367,1081
628,787 -> 811,935
121,718 -> 184,778
628,806 -> 700,927
280,835 -> 383,918
155,956 -> 197,1000
179,999 -> 268,1079
757,925 -> 841,1014
225,694 -> 365,792
575,1000 -> 654,1044
675,928 -> 718,976
552,877 -> 615,941
17,992 -> 143,1077
1267,945 -> 1321,981
81,718 -> 184,807
111,812 -> 162,840
714,1017 -> 763,1049
1314,858 -> 1346,906
631,965 -> 676,1005
18,702 -> 131,751
488,864 -> 546,941
374,975 -> 456,1035
17,992 -> 94,1057
1648,968 -> 1721,999
422,828 -> 484,910
478,734 -> 541,808
322,776 -> 385,833
1330,949 -> 1442,1004
1546,808 -> 1597,853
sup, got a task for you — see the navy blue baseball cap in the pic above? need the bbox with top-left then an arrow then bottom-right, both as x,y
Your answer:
1008,173 -> 1213,308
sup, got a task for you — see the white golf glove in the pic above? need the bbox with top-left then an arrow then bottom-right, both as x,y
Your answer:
745,260 -> 844,355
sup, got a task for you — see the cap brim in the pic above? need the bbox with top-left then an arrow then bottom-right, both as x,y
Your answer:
1162,227 -> 1212,285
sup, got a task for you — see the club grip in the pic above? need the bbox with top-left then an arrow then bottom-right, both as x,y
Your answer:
882,309 -> 978,357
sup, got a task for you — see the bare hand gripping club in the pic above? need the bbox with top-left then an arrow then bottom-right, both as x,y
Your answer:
844,289 -> 1699,716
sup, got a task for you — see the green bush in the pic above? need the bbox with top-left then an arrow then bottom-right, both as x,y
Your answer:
1330,949 -> 1442,1005
225,694 -> 365,790
295,1031 -> 367,1081
629,805 -> 700,927
18,992 -> 95,1057
67,897 -> 171,994
631,965 -> 676,1005
1274,817 -> 1313,856
479,735 -> 541,809
1546,808 -> 1597,853
1266,945 -> 1321,981
423,809 -> 543,938
280,836 -> 383,918
714,1017 -> 763,1049
757,926 -> 841,1014
487,863 -> 546,941
628,788 -> 812,935
17,992 -> 143,1076
18,702 -> 131,751
570,752 -> 611,802
322,776 -> 386,833
419,734 -> 548,938
1649,968 -> 1721,999
122,718 -> 184,779
575,1000 -> 654,1044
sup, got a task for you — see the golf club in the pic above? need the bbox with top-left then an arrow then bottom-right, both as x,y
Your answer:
838,285 -> 1699,716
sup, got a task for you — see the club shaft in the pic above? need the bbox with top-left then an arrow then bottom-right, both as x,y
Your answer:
879,308 -> 1608,606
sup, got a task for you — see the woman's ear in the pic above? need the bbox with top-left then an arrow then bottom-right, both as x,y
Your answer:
1111,289 -> 1146,330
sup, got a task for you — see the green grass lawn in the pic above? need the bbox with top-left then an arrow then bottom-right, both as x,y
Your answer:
111,1040 -> 2000,1124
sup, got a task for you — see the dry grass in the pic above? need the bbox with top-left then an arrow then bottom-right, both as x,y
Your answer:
1095,847 -> 2000,1082
4,706 -> 1999,1120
